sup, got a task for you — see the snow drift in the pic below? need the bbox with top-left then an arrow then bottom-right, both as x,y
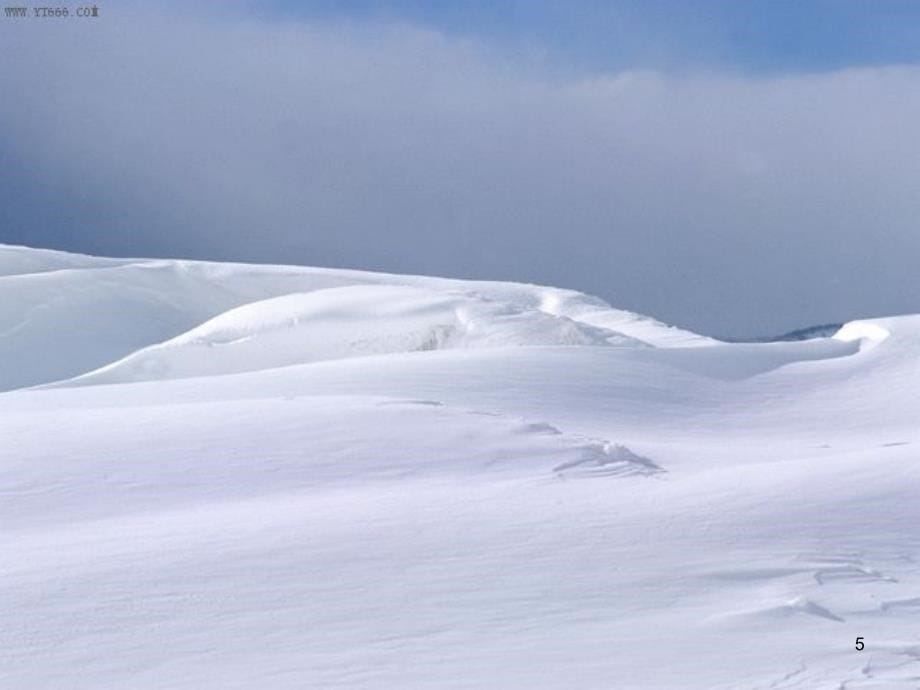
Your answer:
0,244 -> 708,392
62,284 -> 643,386
3,244 -> 920,689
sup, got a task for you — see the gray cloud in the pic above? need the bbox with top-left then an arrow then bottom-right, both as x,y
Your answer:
2,5 -> 919,337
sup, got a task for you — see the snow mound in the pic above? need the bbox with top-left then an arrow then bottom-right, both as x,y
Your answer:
833,319 -> 892,349
0,243 -> 130,277
64,285 -> 642,385
0,244 -> 713,390
6,245 -> 920,690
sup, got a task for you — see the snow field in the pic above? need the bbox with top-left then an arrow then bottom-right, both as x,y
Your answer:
2,244 -> 919,688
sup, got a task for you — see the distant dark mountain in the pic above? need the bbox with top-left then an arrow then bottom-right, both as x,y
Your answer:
725,324 -> 843,343
768,324 -> 843,342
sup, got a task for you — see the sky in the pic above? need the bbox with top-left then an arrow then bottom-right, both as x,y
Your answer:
2,1 -> 920,338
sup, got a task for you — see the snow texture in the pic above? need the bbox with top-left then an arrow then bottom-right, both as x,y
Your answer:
2,243 -> 919,689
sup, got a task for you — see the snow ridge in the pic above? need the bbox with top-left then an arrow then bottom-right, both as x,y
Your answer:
0,243 -> 708,391
4,245 -> 920,690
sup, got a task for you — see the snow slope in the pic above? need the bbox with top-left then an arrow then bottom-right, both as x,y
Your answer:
3,244 -> 920,689
60,284 -> 644,386
0,244 -> 707,392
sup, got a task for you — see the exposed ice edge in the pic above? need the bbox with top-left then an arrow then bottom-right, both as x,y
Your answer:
552,442 -> 664,479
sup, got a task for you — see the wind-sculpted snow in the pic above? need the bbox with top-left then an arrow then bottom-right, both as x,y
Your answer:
0,243 -> 131,277
834,319 -> 892,349
3,245 -> 920,689
63,285 -> 643,386
0,244 -> 706,391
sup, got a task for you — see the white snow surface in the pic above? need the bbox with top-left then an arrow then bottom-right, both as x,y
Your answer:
3,244 -> 920,689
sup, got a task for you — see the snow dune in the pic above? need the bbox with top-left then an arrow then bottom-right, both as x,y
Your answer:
3,244 -> 920,689
0,244 -> 707,392
62,284 -> 643,386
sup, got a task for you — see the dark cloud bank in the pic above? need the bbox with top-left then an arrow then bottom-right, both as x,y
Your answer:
2,5 -> 919,337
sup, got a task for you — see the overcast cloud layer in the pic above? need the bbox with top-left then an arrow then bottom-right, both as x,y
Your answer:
2,5 -> 919,337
